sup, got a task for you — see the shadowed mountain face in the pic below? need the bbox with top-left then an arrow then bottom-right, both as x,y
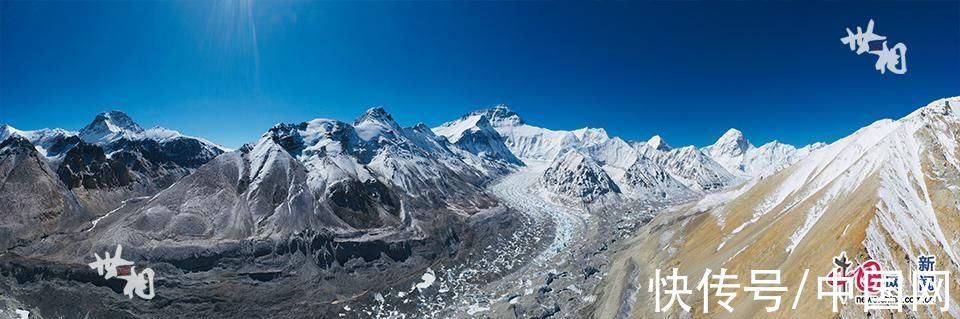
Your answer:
0,111 -> 226,249
57,142 -> 134,189
0,136 -> 87,249
3,111 -> 225,192
62,112 -> 225,191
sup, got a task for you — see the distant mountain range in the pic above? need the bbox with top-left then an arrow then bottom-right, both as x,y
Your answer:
6,98 -> 960,319
435,104 -> 824,206
0,105 -> 823,248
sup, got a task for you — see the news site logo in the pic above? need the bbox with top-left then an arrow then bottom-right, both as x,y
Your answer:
820,252 -> 950,312
643,252 -> 950,314
841,19 -> 908,74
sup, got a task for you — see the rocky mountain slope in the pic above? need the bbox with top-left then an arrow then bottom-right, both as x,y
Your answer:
595,97 -> 960,318
0,111 -> 226,248
535,150 -> 622,206
0,135 -> 86,250
655,145 -> 738,193
90,107 -> 508,247
0,107 -> 530,319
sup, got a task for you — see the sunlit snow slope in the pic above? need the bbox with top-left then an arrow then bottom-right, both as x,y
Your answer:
596,97 -> 960,319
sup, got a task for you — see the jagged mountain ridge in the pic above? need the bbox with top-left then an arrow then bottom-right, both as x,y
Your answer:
463,104 -> 583,162
2,104 -> 829,245
704,128 -> 827,178
1,104 -> 827,245
1,112 -> 226,191
646,135 -> 671,151
447,104 -> 823,204
654,145 -> 738,192
92,107 -> 506,245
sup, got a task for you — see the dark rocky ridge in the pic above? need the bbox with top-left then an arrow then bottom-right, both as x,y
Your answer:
57,141 -> 134,189
0,111 -> 226,250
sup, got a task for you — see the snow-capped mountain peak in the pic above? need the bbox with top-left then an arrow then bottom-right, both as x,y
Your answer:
474,104 -> 525,127
0,124 -> 23,141
354,107 -> 398,127
647,135 -> 671,151
710,128 -> 753,157
138,126 -> 183,142
99,110 -> 142,131
353,107 -> 403,141
432,113 -> 524,167
0,124 -> 79,159
410,122 -> 433,135
657,145 -> 739,192
432,114 -> 490,144
79,110 -> 144,143
702,127 -> 825,178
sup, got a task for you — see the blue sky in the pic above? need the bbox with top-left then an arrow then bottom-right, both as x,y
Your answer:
1,1 -> 958,149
